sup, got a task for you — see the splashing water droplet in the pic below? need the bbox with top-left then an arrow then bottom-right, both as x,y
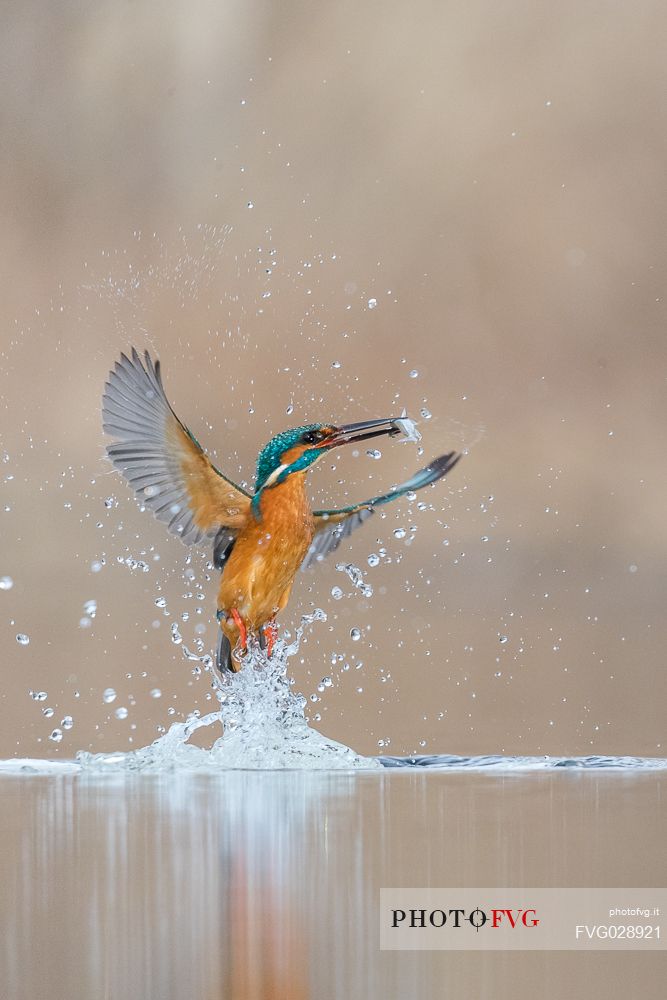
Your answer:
366,449 -> 382,460
409,369 -> 419,379
103,688 -> 117,704
83,599 -> 97,617
49,729 -> 63,743
16,633 -> 29,645
336,562 -> 373,597
42,707 -> 54,718
367,553 -> 380,567
29,690 -> 48,701
61,716 -> 74,730
499,635 -> 509,644
350,627 -> 361,641
0,576 -> 13,590
393,527 -> 406,540
104,496 -> 116,509
367,297 -> 377,309
330,586 -> 344,600
155,597 -> 167,608
150,688 -> 162,699
119,556 -> 149,573
419,408 -> 432,420
331,360 -> 341,369
115,707 -> 129,720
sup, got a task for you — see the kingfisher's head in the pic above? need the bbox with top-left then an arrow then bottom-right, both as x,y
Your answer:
255,418 -> 403,491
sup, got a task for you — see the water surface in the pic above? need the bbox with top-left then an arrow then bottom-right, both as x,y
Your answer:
1,767 -> 664,999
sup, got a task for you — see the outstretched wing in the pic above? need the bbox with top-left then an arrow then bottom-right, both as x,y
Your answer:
102,348 -> 251,546
301,451 -> 461,569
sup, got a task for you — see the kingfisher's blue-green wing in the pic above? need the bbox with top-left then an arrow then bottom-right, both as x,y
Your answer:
102,349 -> 251,546
302,451 -> 461,569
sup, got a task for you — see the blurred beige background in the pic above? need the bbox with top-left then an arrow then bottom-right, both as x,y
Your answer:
0,0 -> 665,759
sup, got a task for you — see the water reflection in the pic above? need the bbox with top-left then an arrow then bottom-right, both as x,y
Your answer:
1,771 -> 664,998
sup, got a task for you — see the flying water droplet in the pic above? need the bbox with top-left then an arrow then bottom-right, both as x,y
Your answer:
367,297 -> 377,309
150,688 -> 162,699
336,562 -> 373,597
49,729 -> 63,743
350,627 -> 361,641
118,556 -> 149,572
29,690 -> 48,701
103,688 -> 117,704
499,635 -> 509,644
0,576 -> 13,590
367,553 -> 380,567
330,586 -> 343,600
409,369 -> 419,379
61,716 -> 74,730
16,633 -> 29,645
393,527 -> 406,539
115,707 -> 129,720
366,449 -> 382,460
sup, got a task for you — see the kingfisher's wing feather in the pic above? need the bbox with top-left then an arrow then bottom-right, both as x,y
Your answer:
102,348 -> 251,546
302,451 -> 461,569
301,507 -> 375,569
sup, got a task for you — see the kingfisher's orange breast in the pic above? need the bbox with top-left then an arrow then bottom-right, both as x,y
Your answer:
217,473 -> 314,627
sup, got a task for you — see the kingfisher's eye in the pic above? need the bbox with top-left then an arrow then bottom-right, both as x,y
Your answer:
302,430 -> 321,445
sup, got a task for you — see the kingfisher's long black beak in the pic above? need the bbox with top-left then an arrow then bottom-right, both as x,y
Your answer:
323,418 -> 402,448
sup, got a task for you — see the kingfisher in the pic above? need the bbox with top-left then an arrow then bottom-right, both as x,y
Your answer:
102,349 -> 461,673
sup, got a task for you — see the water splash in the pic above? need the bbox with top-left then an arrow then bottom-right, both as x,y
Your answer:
76,610 -> 381,773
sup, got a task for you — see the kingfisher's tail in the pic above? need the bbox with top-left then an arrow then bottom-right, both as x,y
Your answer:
216,628 -> 234,675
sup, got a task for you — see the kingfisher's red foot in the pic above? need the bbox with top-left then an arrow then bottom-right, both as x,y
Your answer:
264,619 -> 278,657
230,608 -> 248,651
